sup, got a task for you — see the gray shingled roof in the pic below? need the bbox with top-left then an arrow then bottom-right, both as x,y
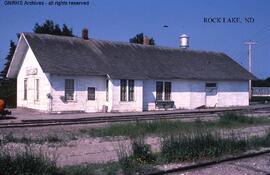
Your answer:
23,33 -> 256,80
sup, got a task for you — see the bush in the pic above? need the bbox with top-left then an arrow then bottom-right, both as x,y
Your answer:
0,146 -> 58,175
117,137 -> 156,174
132,137 -> 155,164
117,144 -> 137,175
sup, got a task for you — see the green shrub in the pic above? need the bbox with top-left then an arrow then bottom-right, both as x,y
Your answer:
132,137 -> 155,164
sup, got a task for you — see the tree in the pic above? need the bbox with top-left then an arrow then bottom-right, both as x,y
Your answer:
129,33 -> 155,45
0,41 -> 16,79
0,20 -> 74,107
33,20 -> 74,36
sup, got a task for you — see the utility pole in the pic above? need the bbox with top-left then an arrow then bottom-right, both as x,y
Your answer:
244,40 -> 256,100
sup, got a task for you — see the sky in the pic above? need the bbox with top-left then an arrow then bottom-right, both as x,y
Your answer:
0,0 -> 269,79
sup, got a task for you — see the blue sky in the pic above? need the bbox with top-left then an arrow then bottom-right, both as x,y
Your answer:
0,0 -> 269,79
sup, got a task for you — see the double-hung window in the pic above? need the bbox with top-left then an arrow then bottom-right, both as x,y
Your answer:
65,79 -> 74,101
120,79 -> 134,101
156,81 -> 172,101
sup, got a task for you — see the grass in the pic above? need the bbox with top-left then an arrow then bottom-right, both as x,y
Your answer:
117,137 -> 157,175
160,131 -> 248,162
160,129 -> 270,163
1,129 -> 270,175
61,162 -> 119,175
0,146 -> 58,175
79,112 -> 270,138
0,132 -> 64,145
218,112 -> 257,125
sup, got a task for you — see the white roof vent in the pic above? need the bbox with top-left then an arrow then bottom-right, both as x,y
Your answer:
179,34 -> 189,49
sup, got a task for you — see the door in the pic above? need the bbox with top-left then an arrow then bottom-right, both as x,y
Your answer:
205,83 -> 218,107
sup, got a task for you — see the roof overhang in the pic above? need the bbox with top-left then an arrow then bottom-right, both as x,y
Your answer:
6,33 -> 29,78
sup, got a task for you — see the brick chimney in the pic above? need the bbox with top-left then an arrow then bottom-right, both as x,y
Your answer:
82,28 -> 89,40
143,35 -> 150,45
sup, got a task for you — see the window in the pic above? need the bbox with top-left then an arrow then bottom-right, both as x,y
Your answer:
88,87 -> 95,100
24,79 -> 27,100
65,79 -> 74,100
106,79 -> 109,101
156,81 -> 163,100
206,83 -> 217,88
35,79 -> 39,100
120,79 -> 135,101
120,79 -> 127,101
156,81 -> 172,101
165,82 -> 171,100
128,80 -> 134,101
206,83 -> 217,95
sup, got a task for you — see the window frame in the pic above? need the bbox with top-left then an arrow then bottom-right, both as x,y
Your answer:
128,80 -> 134,101
156,81 -> 172,101
106,79 -> 109,102
120,79 -> 135,102
205,82 -> 217,96
206,83 -> 217,88
156,81 -> 163,101
164,82 -> 172,101
35,79 -> 39,101
65,79 -> 75,101
120,79 -> 127,101
24,79 -> 27,100
87,87 -> 95,101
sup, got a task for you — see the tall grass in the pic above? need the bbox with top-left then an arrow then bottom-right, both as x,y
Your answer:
160,131 -> 248,162
80,119 -> 206,138
0,132 -> 63,145
62,162 -> 119,175
80,112 -> 270,138
218,112 -> 256,125
160,129 -> 270,163
117,137 -> 156,175
0,146 -> 58,175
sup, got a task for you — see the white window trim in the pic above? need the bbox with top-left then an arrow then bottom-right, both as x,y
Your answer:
156,81 -> 172,101
87,87 -> 96,101
65,79 -> 76,102
120,79 -> 135,102
34,78 -> 40,101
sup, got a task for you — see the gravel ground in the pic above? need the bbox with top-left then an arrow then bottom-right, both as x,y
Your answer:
168,153 -> 270,175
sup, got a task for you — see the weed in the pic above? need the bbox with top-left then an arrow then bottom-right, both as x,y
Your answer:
0,146 -> 58,175
46,135 -> 63,143
132,137 -> 156,164
218,112 -> 255,125
160,131 -> 249,162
